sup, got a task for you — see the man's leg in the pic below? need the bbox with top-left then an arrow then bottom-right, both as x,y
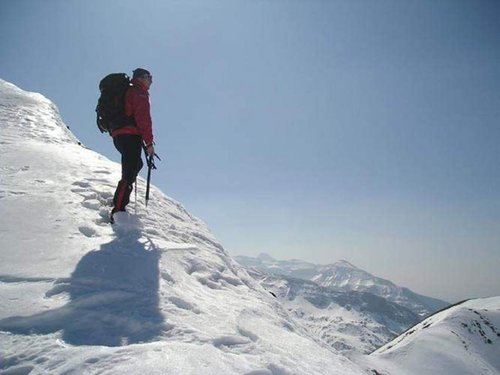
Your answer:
112,135 -> 143,214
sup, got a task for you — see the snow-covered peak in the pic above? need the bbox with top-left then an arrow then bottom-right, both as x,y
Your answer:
257,252 -> 275,261
367,297 -> 500,375
312,261 -> 391,296
332,260 -> 359,269
0,80 -> 365,374
0,79 -> 78,146
313,262 -> 448,318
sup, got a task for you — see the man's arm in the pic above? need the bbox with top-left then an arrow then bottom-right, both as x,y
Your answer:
132,90 -> 154,148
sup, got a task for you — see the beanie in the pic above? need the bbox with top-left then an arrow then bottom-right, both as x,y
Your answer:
132,68 -> 151,79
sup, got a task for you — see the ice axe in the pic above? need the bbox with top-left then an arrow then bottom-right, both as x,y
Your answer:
143,144 -> 161,207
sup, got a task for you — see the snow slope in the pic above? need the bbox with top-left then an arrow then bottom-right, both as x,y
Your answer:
0,79 -> 365,374
367,297 -> 500,375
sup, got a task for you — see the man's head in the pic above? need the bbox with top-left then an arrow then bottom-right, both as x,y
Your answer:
133,68 -> 153,89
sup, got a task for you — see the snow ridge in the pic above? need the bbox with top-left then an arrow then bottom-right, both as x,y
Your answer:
368,297 -> 500,375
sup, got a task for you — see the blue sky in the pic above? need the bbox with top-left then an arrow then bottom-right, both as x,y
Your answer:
1,0 -> 499,302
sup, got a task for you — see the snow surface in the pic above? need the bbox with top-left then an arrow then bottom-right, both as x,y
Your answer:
0,79 -> 365,374
365,297 -> 500,375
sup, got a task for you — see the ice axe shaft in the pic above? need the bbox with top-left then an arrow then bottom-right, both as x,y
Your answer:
143,145 -> 160,206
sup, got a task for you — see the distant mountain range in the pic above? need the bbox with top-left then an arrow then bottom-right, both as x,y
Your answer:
246,268 -> 420,354
235,253 -> 448,317
235,253 -> 450,354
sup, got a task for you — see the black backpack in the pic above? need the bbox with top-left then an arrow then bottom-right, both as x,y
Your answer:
95,73 -> 135,134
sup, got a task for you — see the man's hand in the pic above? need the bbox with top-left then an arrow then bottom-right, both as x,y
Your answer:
146,144 -> 155,158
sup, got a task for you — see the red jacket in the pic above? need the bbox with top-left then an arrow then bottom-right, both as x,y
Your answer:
111,78 -> 154,146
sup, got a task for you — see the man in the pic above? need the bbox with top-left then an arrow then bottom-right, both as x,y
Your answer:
110,68 -> 155,221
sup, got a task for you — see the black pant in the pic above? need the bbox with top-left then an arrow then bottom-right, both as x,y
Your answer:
113,134 -> 144,184
112,135 -> 143,212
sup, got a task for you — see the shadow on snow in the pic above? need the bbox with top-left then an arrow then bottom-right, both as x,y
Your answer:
0,230 -> 167,346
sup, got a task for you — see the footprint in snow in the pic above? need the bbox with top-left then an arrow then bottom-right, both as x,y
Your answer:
72,181 -> 91,188
0,365 -> 34,375
243,370 -> 273,375
168,296 -> 201,314
213,335 -> 252,348
82,199 -> 102,210
87,177 -> 115,186
212,335 -> 256,355
161,271 -> 174,283
79,226 -> 97,238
